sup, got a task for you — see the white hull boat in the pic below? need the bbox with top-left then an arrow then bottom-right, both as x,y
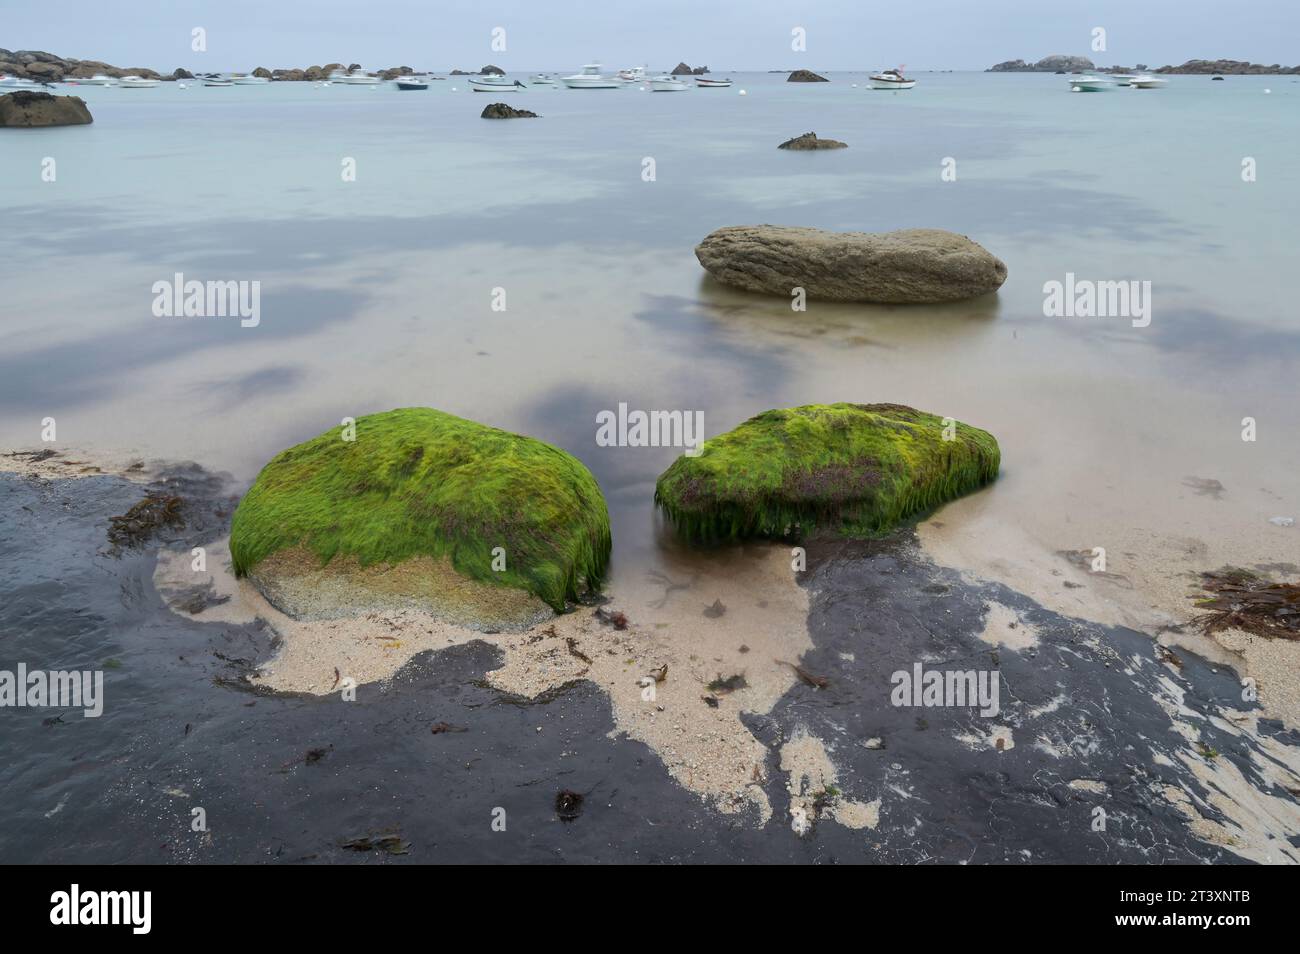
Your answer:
69,74 -> 118,86
650,75 -> 688,91
395,78 -> 429,90
1070,75 -> 1116,91
233,76 -> 269,85
1131,74 -> 1168,89
530,74 -> 556,85
118,76 -> 160,88
204,79 -> 234,87
342,73 -> 381,85
470,75 -> 526,92
0,74 -> 42,89
694,77 -> 732,88
1112,74 -> 1136,87
869,70 -> 915,90
562,64 -> 621,89
618,66 -> 648,83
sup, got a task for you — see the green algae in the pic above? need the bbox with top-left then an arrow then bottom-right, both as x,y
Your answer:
229,408 -> 610,610
654,403 -> 1000,542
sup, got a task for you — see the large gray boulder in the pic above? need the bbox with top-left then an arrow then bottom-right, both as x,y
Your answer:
0,91 -> 93,127
695,225 -> 1007,304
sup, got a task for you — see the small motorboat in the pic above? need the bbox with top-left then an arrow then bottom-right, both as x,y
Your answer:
470,74 -> 526,92
1131,74 -> 1168,89
395,76 -> 429,90
1112,74 -> 1136,87
530,74 -> 556,85
650,75 -> 688,91
341,72 -> 381,85
118,75 -> 160,88
695,77 -> 733,88
0,74 -> 42,89
561,64 -> 620,89
204,77 -> 234,87
1070,75 -> 1116,91
69,74 -> 118,86
869,69 -> 915,90
617,66 -> 648,83
1211,75 -> 1225,81
233,75 -> 269,85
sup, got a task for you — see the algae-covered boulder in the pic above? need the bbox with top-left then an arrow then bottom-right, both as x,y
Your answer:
230,408 -> 610,629
655,403 -> 999,542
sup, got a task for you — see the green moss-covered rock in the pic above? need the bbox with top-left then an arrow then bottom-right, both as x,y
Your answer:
654,403 -> 999,542
230,408 -> 610,626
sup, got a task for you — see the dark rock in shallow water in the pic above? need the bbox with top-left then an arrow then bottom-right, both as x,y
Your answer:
670,62 -> 710,75
480,64 -> 505,75
787,69 -> 829,82
778,131 -> 847,150
171,68 -> 194,80
481,102 -> 538,119
695,225 -> 1007,303
0,90 -> 92,127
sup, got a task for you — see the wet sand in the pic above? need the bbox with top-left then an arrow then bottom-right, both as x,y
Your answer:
3,452 -> 1298,862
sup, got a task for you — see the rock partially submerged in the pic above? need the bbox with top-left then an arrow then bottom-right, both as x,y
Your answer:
695,225 -> 1007,303
787,69 -> 829,82
481,102 -> 538,119
0,90 -> 93,127
778,131 -> 846,150
229,408 -> 610,628
671,62 -> 709,75
655,403 -> 1000,542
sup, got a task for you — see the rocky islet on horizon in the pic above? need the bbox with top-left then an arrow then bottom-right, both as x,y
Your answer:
989,53 -> 1300,74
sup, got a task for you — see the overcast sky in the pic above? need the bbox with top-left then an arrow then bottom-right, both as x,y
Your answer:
4,0 -> 1295,72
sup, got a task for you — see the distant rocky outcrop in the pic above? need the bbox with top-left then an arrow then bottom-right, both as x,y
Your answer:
1154,59 -> 1300,74
481,102 -> 537,119
379,66 -> 414,80
989,54 -> 1300,74
778,132 -> 846,150
479,64 -> 505,75
670,62 -> 709,75
695,225 -> 1007,304
171,68 -> 194,80
0,49 -> 162,82
251,67 -> 272,79
0,90 -> 93,127
988,55 -> 1095,72
787,69 -> 829,82
449,69 -> 472,75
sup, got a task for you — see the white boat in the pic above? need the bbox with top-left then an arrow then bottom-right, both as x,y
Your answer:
650,75 -> 688,91
694,77 -> 733,88
469,74 -> 525,92
868,69 -> 915,90
118,76 -> 160,88
530,73 -> 556,85
561,64 -> 621,89
0,74 -> 42,89
1070,74 -> 1116,92
1112,74 -> 1136,87
617,66 -> 648,83
204,78 -> 234,87
70,74 -> 118,86
341,72 -> 381,85
394,77 -> 429,90
233,75 -> 269,85
1131,74 -> 1168,89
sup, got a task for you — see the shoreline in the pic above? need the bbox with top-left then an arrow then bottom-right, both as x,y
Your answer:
5,447 -> 1298,861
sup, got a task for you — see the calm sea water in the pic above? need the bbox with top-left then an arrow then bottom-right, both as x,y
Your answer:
1,70 -> 1298,864
2,71 -> 1297,580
